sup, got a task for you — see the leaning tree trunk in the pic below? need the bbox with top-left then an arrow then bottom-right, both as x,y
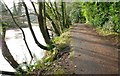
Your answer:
43,2 -> 51,40
3,1 -> 33,59
1,24 -> 22,71
22,2 -> 49,50
30,0 -> 52,45
1,1 -> 31,71
38,1 -> 52,45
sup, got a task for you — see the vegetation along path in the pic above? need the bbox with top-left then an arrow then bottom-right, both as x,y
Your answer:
70,24 -> 118,74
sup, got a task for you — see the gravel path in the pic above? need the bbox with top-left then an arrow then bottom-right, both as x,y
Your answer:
70,24 -> 118,74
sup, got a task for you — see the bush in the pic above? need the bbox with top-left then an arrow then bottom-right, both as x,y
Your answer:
81,2 -> 120,34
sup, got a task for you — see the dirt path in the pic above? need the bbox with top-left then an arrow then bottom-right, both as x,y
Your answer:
69,24 -> 118,74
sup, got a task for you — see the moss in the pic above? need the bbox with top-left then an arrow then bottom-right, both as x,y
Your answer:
52,30 -> 71,51
39,30 -> 71,74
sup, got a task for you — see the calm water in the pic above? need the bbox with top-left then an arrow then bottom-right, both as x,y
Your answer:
0,26 -> 46,72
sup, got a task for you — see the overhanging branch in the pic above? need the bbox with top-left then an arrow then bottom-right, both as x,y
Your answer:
22,1 -> 49,50
2,0 -> 33,60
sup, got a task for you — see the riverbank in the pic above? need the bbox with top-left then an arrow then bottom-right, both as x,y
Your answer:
31,23 -> 118,75
27,29 -> 72,75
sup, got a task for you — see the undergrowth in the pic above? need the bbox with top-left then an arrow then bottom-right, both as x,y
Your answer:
96,27 -> 118,36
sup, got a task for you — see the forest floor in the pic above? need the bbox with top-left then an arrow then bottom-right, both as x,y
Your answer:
53,23 -> 119,74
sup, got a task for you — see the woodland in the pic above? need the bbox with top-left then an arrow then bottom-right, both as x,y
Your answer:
0,0 -> 120,75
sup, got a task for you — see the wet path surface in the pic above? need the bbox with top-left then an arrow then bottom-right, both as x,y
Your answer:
70,24 -> 118,74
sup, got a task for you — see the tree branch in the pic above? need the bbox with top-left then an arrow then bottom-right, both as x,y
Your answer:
31,1 -> 51,45
2,0 -> 33,59
22,1 -> 49,50
30,0 -> 38,16
46,13 -> 60,36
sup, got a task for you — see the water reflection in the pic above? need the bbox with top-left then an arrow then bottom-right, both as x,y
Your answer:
0,26 -> 46,72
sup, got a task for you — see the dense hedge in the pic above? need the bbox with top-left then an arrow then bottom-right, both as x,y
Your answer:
81,2 -> 120,33
68,2 -> 120,33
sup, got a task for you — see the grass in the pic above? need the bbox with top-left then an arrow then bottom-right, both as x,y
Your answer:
95,26 -> 120,44
96,27 -> 118,36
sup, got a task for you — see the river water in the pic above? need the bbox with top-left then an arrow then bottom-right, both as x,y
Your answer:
0,26 -> 46,72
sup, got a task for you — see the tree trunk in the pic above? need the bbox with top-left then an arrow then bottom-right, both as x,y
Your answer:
43,2 -> 51,41
38,2 -> 52,45
46,13 -> 60,36
1,25 -> 22,71
31,1 -> 52,45
22,2 -> 49,50
3,1 -> 33,59
2,38 -> 19,69
46,2 -> 62,33
61,2 -> 65,28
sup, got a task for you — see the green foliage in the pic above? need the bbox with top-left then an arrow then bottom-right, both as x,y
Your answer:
68,2 -> 86,23
81,2 -> 120,34
46,2 -> 71,34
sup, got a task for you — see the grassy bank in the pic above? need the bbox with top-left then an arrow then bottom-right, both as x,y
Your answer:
16,29 -> 71,75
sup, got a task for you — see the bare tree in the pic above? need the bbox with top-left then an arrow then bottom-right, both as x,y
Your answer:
2,0 -> 33,66
30,0 -> 52,45
22,1 -> 49,50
